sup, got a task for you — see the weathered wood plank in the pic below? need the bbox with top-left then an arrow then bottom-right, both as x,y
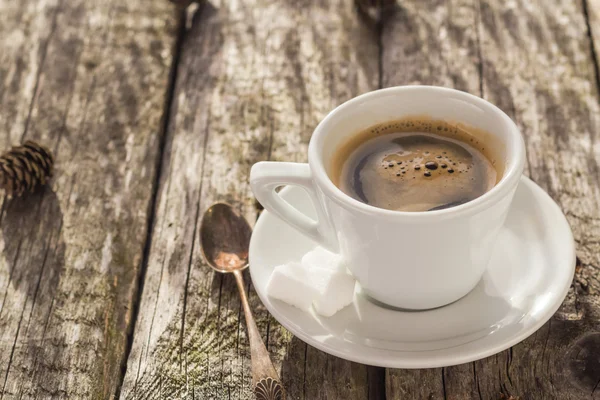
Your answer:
121,0 -> 379,399
384,1 -> 600,399
0,0 -> 178,397
475,0 -> 600,398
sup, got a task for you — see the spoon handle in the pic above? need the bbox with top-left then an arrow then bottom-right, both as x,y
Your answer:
233,270 -> 285,400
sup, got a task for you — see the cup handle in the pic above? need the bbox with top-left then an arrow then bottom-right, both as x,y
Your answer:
250,161 -> 339,252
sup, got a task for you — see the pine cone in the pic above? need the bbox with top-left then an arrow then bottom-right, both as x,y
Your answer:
0,141 -> 54,197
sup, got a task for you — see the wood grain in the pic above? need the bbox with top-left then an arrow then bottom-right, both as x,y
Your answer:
586,0 -> 600,92
0,0 -> 178,397
120,0 -> 379,399
383,0 -> 600,399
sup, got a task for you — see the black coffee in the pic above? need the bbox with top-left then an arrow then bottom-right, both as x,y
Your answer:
331,118 -> 501,212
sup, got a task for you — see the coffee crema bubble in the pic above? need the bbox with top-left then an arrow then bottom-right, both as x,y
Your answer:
331,117 -> 502,212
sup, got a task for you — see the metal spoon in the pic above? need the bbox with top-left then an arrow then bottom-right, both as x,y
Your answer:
200,203 -> 284,400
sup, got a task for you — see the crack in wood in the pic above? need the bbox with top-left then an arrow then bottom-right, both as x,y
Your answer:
0,240 -> 21,315
377,5 -> 384,90
506,347 -> 513,388
113,8 -> 188,399
367,366 -> 386,400
23,224 -> 57,335
593,376 -> 600,396
475,0 -> 484,97
302,344 -> 308,400
180,200 -> 201,367
441,367 -> 447,400
473,363 -> 483,400
0,302 -> 24,400
0,198 -> 6,226
20,0 -> 62,144
582,0 -> 600,94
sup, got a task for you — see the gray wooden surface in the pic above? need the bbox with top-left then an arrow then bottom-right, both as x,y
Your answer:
0,0 -> 599,399
0,0 -> 178,398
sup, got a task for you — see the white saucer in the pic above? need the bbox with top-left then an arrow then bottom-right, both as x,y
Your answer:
249,177 -> 575,368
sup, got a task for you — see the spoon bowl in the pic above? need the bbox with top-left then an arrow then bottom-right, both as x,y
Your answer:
200,203 -> 252,273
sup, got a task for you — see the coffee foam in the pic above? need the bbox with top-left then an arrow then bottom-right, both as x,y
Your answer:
331,117 -> 503,212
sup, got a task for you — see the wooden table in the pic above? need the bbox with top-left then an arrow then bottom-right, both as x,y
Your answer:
0,0 -> 599,398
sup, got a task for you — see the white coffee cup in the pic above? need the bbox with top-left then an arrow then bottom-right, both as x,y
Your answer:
250,86 -> 525,310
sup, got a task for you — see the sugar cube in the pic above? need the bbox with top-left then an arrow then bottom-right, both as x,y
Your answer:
266,262 -> 318,312
310,267 -> 356,317
301,246 -> 345,272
